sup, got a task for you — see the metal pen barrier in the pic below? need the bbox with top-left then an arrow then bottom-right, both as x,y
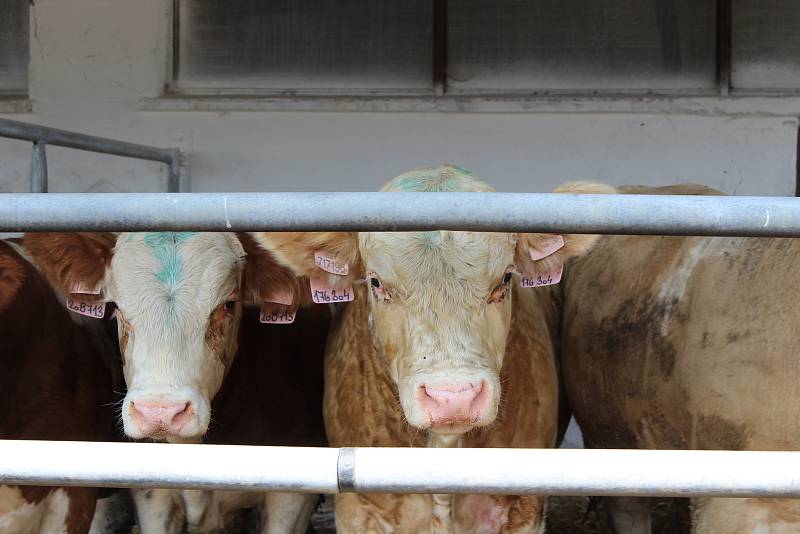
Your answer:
3,152 -> 800,497
0,118 -> 187,193
2,441 -> 800,497
0,191 -> 798,236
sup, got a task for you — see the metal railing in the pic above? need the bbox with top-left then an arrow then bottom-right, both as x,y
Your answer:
3,440 -> 800,497
2,184 -> 800,496
0,118 -> 188,193
1,191 -> 799,235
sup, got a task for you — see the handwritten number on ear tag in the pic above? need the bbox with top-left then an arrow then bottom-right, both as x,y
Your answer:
520,264 -> 563,287
260,303 -> 295,324
314,251 -> 349,276
310,276 -> 354,303
66,296 -> 106,318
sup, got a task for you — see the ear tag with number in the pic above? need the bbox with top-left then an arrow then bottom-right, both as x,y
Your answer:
520,264 -> 563,288
529,235 -> 565,261
69,282 -> 101,295
265,289 -> 294,306
314,251 -> 349,276
260,302 -> 295,324
310,276 -> 354,304
66,295 -> 106,319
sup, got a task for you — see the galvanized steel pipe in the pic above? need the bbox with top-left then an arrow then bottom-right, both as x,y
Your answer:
0,119 -> 187,193
29,140 -> 47,193
348,447 -> 800,497
1,192 -> 800,236
3,441 -> 800,497
0,441 -> 339,492
0,118 -> 175,164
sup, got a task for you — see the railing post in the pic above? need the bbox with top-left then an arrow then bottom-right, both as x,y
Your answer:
29,140 -> 48,193
167,148 -> 190,192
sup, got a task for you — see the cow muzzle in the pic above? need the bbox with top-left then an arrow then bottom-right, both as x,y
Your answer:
126,396 -> 202,440
416,379 -> 494,434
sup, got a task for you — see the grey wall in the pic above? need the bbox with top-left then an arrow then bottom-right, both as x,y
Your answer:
0,0 -> 797,197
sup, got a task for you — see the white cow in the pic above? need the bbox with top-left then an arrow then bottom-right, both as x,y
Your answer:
25,231 -> 329,533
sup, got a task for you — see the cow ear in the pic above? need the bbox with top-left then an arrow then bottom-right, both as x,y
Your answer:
515,182 -> 616,275
249,231 -> 362,288
23,232 -> 117,299
236,232 -> 315,308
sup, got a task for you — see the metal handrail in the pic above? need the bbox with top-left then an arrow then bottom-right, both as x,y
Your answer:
1,191 -> 799,236
2,440 -> 800,497
0,118 -> 187,193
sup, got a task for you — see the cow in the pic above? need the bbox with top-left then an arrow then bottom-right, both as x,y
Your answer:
0,237 -> 121,533
24,232 -> 330,534
561,184 -> 800,533
253,164 -> 613,533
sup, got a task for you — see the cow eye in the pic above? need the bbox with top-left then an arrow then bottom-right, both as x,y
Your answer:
488,267 -> 515,304
367,273 -> 392,303
223,300 -> 235,311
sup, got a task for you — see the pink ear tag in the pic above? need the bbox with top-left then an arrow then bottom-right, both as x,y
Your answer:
520,264 -> 563,288
310,276 -> 354,304
314,251 -> 349,276
69,282 -> 101,295
265,289 -> 293,306
65,296 -> 106,319
529,235 -> 565,261
259,303 -> 295,324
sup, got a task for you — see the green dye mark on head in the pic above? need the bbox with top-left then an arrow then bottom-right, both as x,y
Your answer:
384,164 -> 492,193
142,232 -> 197,290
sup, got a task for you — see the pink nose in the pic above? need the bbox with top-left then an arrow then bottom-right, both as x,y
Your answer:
130,400 -> 193,437
419,382 -> 489,427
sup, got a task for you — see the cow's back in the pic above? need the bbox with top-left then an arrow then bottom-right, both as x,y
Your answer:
562,185 -> 800,532
563,184 -> 800,451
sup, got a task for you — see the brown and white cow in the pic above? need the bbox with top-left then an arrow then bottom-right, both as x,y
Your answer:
253,164 -> 612,533
0,238 -> 120,533
562,184 -> 800,534
25,232 -> 330,534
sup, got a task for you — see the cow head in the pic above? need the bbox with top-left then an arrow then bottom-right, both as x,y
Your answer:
25,232 -> 300,442
254,165 -> 613,435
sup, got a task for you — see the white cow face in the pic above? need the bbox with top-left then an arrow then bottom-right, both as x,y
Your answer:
106,233 -> 243,441
25,231 -> 297,443
254,165 -> 613,436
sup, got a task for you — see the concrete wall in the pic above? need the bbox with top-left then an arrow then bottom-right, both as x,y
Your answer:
0,0 -> 797,196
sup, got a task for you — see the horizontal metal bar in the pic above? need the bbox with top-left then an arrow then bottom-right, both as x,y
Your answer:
0,441 -> 339,492
0,118 -> 174,164
3,441 -> 800,497
351,448 -> 800,497
1,192 -> 799,236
